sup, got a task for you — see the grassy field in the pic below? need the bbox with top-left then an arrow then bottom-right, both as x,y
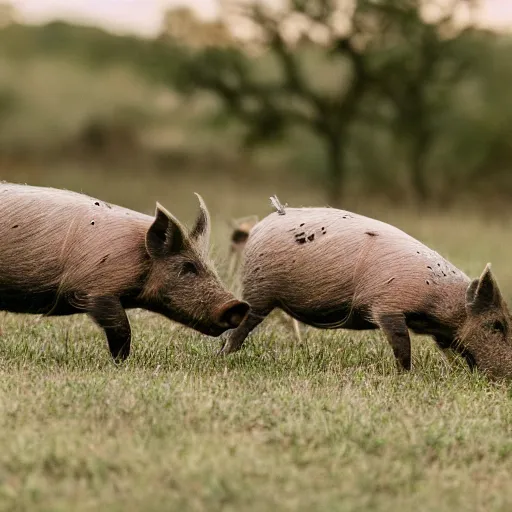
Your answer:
0,172 -> 512,511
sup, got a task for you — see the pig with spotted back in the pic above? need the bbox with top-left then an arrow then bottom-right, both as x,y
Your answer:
222,203 -> 512,379
0,183 -> 249,361
227,215 -> 303,343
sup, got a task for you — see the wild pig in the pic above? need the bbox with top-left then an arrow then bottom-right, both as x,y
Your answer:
227,214 -> 303,343
221,198 -> 512,379
0,183 -> 249,361
227,215 -> 259,280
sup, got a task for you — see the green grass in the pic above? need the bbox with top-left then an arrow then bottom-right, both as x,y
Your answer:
1,172 -> 512,511
0,312 -> 511,511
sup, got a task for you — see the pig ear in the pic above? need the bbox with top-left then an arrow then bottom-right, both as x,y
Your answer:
248,215 -> 259,227
466,263 -> 503,313
146,202 -> 188,258
190,193 -> 211,253
229,216 -> 258,230
241,216 -> 259,231
465,278 -> 479,305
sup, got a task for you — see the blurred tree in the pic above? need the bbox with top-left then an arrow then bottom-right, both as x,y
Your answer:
161,7 -> 233,49
449,33 -> 512,195
176,0 -> 483,205
0,21 -> 184,86
362,0 -> 479,203
177,0 -> 373,206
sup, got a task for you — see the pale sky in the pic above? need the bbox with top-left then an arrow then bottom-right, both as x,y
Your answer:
10,0 -> 512,37
11,0 -> 220,36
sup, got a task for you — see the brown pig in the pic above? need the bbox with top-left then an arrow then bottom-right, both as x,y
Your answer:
221,198 -> 512,379
227,214 -> 303,343
0,183 -> 249,361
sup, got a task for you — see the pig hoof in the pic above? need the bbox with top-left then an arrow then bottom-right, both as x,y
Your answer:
218,345 -> 230,356
218,343 -> 238,356
111,353 -> 130,365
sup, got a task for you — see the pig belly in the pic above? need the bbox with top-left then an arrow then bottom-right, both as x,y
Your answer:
279,301 -> 378,330
0,285 -> 80,316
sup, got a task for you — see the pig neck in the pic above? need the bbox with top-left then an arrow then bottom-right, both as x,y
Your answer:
103,220 -> 153,310
120,282 -> 150,310
408,276 -> 470,340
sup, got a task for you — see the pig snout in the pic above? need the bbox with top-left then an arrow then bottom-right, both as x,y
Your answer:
215,299 -> 250,330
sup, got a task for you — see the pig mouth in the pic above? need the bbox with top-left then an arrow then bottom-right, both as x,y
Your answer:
452,343 -> 477,371
194,323 -> 227,337
167,311 -> 230,337
169,300 -> 249,337
180,316 -> 229,337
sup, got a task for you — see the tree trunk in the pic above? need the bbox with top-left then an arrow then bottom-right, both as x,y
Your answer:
410,138 -> 428,205
325,134 -> 344,208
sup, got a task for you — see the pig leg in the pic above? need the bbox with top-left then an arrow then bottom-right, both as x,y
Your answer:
87,296 -> 131,362
375,312 -> 411,370
219,309 -> 272,355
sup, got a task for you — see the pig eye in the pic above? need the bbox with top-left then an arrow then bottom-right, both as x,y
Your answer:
492,320 -> 506,334
181,262 -> 198,276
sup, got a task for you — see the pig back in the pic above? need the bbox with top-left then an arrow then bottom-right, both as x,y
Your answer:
242,208 -> 469,315
0,183 -> 151,308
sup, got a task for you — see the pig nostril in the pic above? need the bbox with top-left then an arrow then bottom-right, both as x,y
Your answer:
229,313 -> 243,326
218,301 -> 250,329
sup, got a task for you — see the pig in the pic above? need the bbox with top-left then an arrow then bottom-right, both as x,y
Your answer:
221,197 -> 512,379
227,214 -> 303,343
0,182 -> 250,361
227,215 -> 259,280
